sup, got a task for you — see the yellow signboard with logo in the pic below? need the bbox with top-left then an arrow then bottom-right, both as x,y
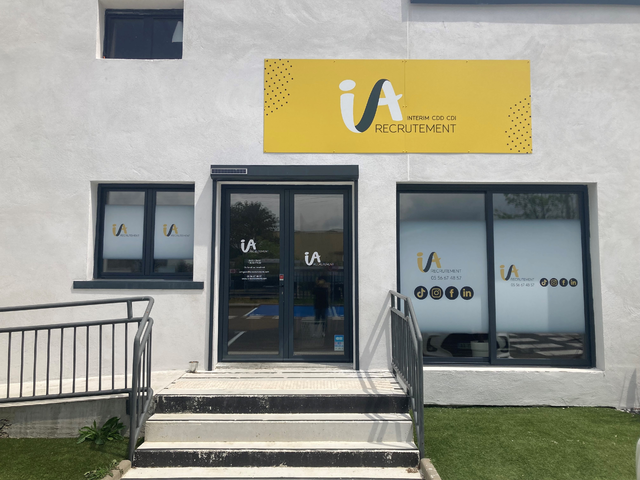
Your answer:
264,59 -> 531,153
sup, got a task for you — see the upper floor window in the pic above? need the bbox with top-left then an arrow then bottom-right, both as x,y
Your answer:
95,184 -> 194,279
103,9 -> 183,59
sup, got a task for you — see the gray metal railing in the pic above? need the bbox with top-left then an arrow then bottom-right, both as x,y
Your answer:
389,290 -> 424,459
0,297 -> 154,461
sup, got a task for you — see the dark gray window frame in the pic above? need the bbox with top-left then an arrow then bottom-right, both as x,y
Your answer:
411,0 -> 640,4
92,183 -> 195,281
103,9 -> 184,59
397,184 -> 595,368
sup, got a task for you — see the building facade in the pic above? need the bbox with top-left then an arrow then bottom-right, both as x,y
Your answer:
1,0 -> 640,408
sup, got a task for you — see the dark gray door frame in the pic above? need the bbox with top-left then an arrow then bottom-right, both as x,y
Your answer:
208,165 -> 360,370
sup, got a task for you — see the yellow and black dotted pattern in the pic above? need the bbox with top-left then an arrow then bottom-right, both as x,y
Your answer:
264,60 -> 293,117
506,95 -> 532,153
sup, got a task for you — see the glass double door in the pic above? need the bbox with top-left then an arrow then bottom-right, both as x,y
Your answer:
219,186 -> 352,361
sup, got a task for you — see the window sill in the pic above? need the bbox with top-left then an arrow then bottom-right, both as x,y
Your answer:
73,280 -> 204,290
423,365 -> 603,374
101,58 -> 182,61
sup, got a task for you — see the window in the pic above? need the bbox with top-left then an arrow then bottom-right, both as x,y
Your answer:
398,185 -> 594,367
103,10 -> 183,59
95,185 -> 194,279
411,0 -> 640,4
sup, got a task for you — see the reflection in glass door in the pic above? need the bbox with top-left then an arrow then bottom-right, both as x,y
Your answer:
293,194 -> 345,356
219,187 -> 351,361
225,193 -> 281,356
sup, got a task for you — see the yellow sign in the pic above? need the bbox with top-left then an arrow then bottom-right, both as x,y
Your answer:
264,60 -> 531,153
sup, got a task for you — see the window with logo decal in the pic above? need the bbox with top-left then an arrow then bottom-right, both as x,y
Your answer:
96,185 -> 194,279
398,185 -> 593,367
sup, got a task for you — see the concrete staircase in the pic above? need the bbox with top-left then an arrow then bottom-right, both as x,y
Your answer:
125,364 -> 422,479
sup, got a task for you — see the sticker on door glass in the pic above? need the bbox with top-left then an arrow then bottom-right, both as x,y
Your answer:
334,335 -> 344,352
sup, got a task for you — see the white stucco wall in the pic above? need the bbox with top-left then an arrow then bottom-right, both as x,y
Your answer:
1,0 -> 639,407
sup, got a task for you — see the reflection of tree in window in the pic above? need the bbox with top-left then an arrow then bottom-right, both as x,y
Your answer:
494,194 -> 578,220
229,201 -> 279,260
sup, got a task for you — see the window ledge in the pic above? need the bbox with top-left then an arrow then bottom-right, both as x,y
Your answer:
423,365 -> 603,374
73,280 -> 204,290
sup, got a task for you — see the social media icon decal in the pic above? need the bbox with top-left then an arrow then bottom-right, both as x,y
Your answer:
430,286 -> 443,300
445,286 -> 459,300
460,286 -> 474,300
414,286 -> 428,300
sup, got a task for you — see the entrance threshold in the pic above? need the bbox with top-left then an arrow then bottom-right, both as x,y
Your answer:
213,362 -> 355,372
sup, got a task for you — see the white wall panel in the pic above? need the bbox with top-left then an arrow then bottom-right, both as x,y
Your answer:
1,0 -> 639,407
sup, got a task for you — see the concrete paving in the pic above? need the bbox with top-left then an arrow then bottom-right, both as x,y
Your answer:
124,466 -> 423,479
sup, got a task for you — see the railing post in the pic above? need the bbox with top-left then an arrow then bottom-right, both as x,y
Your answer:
19,331 -> 24,398
129,338 -> 140,461
6,333 -> 11,398
389,290 -> 425,460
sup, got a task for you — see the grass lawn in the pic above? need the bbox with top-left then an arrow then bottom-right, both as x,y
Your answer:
424,407 -> 640,480
0,437 -> 128,480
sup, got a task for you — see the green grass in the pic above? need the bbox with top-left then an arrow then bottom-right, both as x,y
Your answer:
424,407 -> 640,480
1,408 -> 638,479
0,438 -> 128,480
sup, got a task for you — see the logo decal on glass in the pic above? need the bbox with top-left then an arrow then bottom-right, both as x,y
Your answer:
240,239 -> 257,253
163,224 -> 179,236
339,79 -> 403,133
112,224 -> 127,236
417,252 -> 442,273
500,264 -> 519,281
305,251 -> 322,266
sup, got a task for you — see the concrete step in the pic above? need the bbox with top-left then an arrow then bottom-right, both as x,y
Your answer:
145,413 -> 413,443
123,466 -> 423,479
162,371 -> 405,397
196,369 -> 396,377
133,441 -> 420,468
154,394 -> 409,414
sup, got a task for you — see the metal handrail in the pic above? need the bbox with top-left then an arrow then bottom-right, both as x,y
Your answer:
0,297 -> 154,460
389,290 -> 424,459
129,313 -> 153,460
